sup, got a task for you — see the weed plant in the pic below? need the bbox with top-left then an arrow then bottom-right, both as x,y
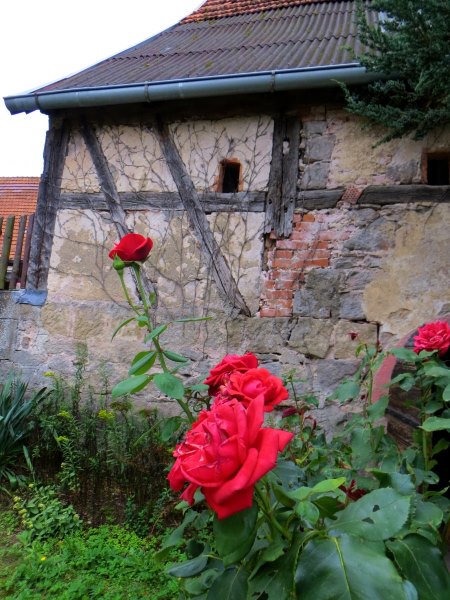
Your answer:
29,344 -> 177,528
0,514 -> 183,600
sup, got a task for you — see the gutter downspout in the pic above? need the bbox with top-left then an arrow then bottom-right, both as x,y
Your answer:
4,64 -> 376,115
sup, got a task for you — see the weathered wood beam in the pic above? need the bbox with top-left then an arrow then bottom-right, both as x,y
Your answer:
9,215 -> 27,289
358,185 -> 450,205
265,115 -> 300,236
59,188 -> 344,212
59,191 -> 266,212
27,119 -> 70,290
80,121 -> 157,299
152,117 -> 251,316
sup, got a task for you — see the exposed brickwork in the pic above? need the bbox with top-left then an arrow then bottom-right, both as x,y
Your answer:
260,212 -> 332,317
182,0 -> 333,23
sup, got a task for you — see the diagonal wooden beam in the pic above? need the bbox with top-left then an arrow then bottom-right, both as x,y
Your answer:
81,121 -> 157,300
153,117 -> 251,316
27,118 -> 71,290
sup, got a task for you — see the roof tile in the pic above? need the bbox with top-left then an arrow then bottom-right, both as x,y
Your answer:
36,1 -> 369,93
182,0 -> 331,23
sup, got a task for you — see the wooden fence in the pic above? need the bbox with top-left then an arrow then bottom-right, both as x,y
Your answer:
0,214 -> 34,290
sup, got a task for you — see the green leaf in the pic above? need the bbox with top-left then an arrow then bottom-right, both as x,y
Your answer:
443,383 -> 450,402
333,380 -> 360,403
431,438 -> 450,457
295,500 -> 320,524
371,471 -> 415,496
185,569 -> 221,596
367,395 -> 389,420
248,534 -> 302,600
330,487 -> 411,541
128,351 -> 157,375
421,417 -> 450,432
111,374 -> 152,398
161,510 -> 198,550
144,323 -> 168,343
310,477 -> 346,495
167,552 -> 209,578
213,504 -> 258,567
136,315 -> 150,327
175,316 -> 212,323
295,534 -> 407,600
163,350 -> 189,363
206,566 -> 248,600
422,365 -> 450,379
413,500 -> 443,529
390,348 -> 419,363
153,372 -> 185,400
387,535 -> 450,600
160,416 -> 184,442
288,478 -> 345,502
111,316 -> 135,340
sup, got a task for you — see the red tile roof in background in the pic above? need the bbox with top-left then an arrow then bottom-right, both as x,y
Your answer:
0,177 -> 39,216
0,177 -> 39,257
182,0 -> 331,22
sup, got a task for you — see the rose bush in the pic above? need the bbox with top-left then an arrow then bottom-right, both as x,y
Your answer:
203,353 -> 258,396
109,232 -> 153,262
168,395 -> 293,519
413,320 -> 450,356
218,367 -> 288,412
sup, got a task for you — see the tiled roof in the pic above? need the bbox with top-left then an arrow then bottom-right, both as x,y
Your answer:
182,0 -> 331,23
0,177 -> 39,257
36,1 -> 370,93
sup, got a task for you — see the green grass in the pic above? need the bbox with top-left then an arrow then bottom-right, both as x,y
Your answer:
0,509 -> 183,599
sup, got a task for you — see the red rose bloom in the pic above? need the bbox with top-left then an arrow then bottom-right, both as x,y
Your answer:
413,321 -> 450,356
204,353 -> 258,396
109,233 -> 153,262
220,367 -> 289,412
167,396 -> 293,519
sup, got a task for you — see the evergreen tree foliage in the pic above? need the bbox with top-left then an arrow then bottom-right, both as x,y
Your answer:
343,0 -> 450,142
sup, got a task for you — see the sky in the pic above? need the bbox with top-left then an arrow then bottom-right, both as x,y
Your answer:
0,0 -> 202,176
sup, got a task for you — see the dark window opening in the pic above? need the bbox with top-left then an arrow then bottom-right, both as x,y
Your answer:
426,154 -> 450,185
220,160 -> 241,193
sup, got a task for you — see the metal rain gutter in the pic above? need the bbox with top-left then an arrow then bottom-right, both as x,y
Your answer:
4,64 -> 376,115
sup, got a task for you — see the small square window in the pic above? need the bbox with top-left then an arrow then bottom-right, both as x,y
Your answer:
218,160 -> 241,193
423,152 -> 450,185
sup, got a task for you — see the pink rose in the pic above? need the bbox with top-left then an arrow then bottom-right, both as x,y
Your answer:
204,353 -> 258,396
109,233 -> 153,262
219,367 -> 289,412
167,396 -> 293,519
413,321 -> 450,356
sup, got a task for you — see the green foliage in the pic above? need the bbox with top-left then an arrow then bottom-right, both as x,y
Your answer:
342,0 -> 450,141
29,351 -> 176,527
12,484 -> 81,544
1,524 -> 183,599
0,373 -> 48,488
166,344 -> 450,599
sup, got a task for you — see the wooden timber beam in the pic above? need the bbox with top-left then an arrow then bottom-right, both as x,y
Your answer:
81,121 -> 157,300
153,117 -> 251,317
27,118 -> 70,290
265,114 -> 301,237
